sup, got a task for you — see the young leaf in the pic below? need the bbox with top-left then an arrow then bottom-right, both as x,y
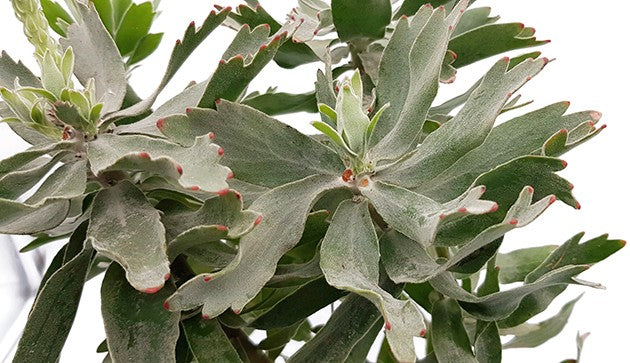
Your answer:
60,1 -> 127,114
101,262 -> 180,362
88,180 -> 170,292
497,246 -> 558,284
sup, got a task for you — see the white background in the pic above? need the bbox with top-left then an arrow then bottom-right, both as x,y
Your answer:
1,0 -> 629,362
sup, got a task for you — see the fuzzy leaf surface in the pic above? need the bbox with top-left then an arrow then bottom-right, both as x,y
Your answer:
88,181 -> 170,292
182,317 -> 241,363
101,263 -> 179,363
431,298 -> 476,363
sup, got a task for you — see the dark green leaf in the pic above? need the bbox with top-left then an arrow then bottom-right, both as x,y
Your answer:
475,321 -> 502,363
242,91 -> 317,116
101,263 -> 180,362
431,298 -> 476,363
497,245 -> 558,284
127,32 -> 164,65
182,317 -> 241,363
14,225 -> 92,362
40,0 -> 74,36
331,0 -> 392,41
115,2 -> 155,56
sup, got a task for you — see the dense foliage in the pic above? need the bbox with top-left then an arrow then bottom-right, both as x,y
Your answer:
0,0 -> 623,362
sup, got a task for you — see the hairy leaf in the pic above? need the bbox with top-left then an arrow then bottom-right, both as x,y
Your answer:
431,298 -> 476,363
182,317 -> 241,363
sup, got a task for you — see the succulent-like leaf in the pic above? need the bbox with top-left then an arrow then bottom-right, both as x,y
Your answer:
503,294 -> 582,349
320,199 -> 425,362
88,180 -> 170,292
13,225 -> 92,362
182,317 -> 241,363
87,133 -> 231,193
363,182 -> 496,246
0,155 -> 61,200
450,23 -> 548,68
369,2 -> 467,161
165,175 -> 343,318
431,297 -> 476,363
382,56 -> 547,186
158,102 -> 344,188
60,1 -> 127,114
418,103 -> 600,197
452,7 -> 499,37
0,51 -> 41,89
101,262 -> 180,362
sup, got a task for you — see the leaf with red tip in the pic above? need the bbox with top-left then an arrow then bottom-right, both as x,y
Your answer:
158,101 -> 343,188
88,181 -> 170,292
101,263 -> 180,362
104,8 -> 231,120
369,2 -> 468,160
219,3 -> 319,68
382,56 -> 548,185
319,200 -> 425,362
87,133 -> 231,193
162,190 -> 261,260
222,23 -> 271,62
542,119 -> 605,157
197,31 -> 289,108
164,175 -> 343,320
362,182 -> 496,246
449,22 -> 548,68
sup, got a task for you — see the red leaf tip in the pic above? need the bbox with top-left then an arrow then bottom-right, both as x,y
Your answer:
342,169 -> 353,182
217,225 -> 228,231
260,43 -> 268,51
254,215 -> 263,226
156,118 -> 165,129
561,160 -> 568,168
176,164 -> 183,175
204,276 -> 212,282
215,99 -> 222,105
163,301 -> 170,310
164,273 -> 171,280
227,171 -> 234,179
189,21 -> 196,28
575,201 -> 582,210
175,39 -> 181,45
526,186 -> 534,193
144,285 -> 163,294
569,182 -> 574,190
549,195 -> 557,205
185,107 -> 192,113
202,314 -> 210,320
262,23 -> 270,29
216,188 -> 229,196
218,147 -> 224,156
233,309 -> 241,315
138,152 -> 150,159
509,219 -> 518,225
490,203 -> 499,212
385,321 -> 391,330
600,124 -> 608,130
208,132 -> 215,140
457,207 -> 467,213
502,56 -> 510,62
420,329 -> 427,337
564,101 -> 571,107
190,186 -> 200,191
400,15 -> 408,20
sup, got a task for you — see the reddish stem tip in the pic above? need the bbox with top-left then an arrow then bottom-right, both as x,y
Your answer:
254,215 -> 263,226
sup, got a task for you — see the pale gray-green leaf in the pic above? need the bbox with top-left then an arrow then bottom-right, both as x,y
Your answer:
165,175 -> 343,317
320,199 -> 424,362
88,181 -> 170,292
60,1 -> 127,114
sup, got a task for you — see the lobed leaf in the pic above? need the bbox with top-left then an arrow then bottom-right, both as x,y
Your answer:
88,181 -> 170,292
158,101 -> 343,188
165,175 -> 343,319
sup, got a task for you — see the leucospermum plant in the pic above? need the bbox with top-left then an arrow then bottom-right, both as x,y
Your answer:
0,0 -> 623,362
